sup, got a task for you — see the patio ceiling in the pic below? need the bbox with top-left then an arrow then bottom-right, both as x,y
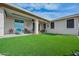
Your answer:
4,10 -> 32,21
4,10 -> 49,23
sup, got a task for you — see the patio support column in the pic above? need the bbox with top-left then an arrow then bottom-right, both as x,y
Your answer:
0,8 -> 5,36
34,19 -> 39,34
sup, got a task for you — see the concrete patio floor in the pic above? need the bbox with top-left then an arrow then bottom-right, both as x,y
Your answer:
0,34 -> 32,39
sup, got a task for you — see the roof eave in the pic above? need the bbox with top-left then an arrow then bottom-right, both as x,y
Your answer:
1,3 -> 49,22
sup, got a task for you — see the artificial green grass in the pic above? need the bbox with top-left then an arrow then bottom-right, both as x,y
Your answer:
0,34 -> 79,56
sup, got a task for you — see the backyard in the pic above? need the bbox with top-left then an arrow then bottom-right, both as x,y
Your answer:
0,34 -> 79,56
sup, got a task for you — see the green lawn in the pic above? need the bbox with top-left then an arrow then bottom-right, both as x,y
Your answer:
0,34 -> 79,56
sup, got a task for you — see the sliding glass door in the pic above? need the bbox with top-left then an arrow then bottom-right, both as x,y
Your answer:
14,19 -> 24,34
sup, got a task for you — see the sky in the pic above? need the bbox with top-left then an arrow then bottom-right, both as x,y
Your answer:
13,3 -> 79,20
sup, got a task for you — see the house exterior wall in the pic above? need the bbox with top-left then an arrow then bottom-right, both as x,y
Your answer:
40,24 -> 44,30
39,23 -> 45,31
4,17 -> 14,34
0,8 -> 5,36
2,5 -> 79,36
47,17 -> 79,35
24,20 -> 33,32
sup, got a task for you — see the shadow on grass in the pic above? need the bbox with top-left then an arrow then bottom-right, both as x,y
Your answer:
42,33 -> 76,36
0,53 -> 5,56
43,33 -> 68,36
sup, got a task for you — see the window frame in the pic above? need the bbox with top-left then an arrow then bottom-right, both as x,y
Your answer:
67,19 -> 74,28
50,22 -> 54,29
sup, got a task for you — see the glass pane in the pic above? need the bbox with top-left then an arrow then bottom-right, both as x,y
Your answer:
14,20 -> 24,33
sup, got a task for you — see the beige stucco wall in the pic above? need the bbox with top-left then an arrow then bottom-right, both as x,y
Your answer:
24,20 -> 33,32
4,17 -> 14,34
47,18 -> 79,35
40,24 -> 44,30
39,22 -> 44,31
0,8 -> 5,36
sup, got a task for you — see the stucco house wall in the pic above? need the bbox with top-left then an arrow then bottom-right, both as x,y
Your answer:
4,17 -> 14,34
47,17 -> 79,35
0,8 -> 5,36
39,22 -> 45,31
24,20 -> 32,32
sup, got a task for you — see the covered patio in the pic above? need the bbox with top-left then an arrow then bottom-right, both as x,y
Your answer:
1,8 -> 48,36
0,3 -> 49,36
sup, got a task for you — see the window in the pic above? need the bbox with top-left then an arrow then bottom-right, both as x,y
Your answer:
43,24 -> 46,30
15,19 -> 24,23
32,22 -> 35,32
51,22 -> 54,29
67,19 -> 74,28
14,19 -> 24,33
39,24 -> 40,31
